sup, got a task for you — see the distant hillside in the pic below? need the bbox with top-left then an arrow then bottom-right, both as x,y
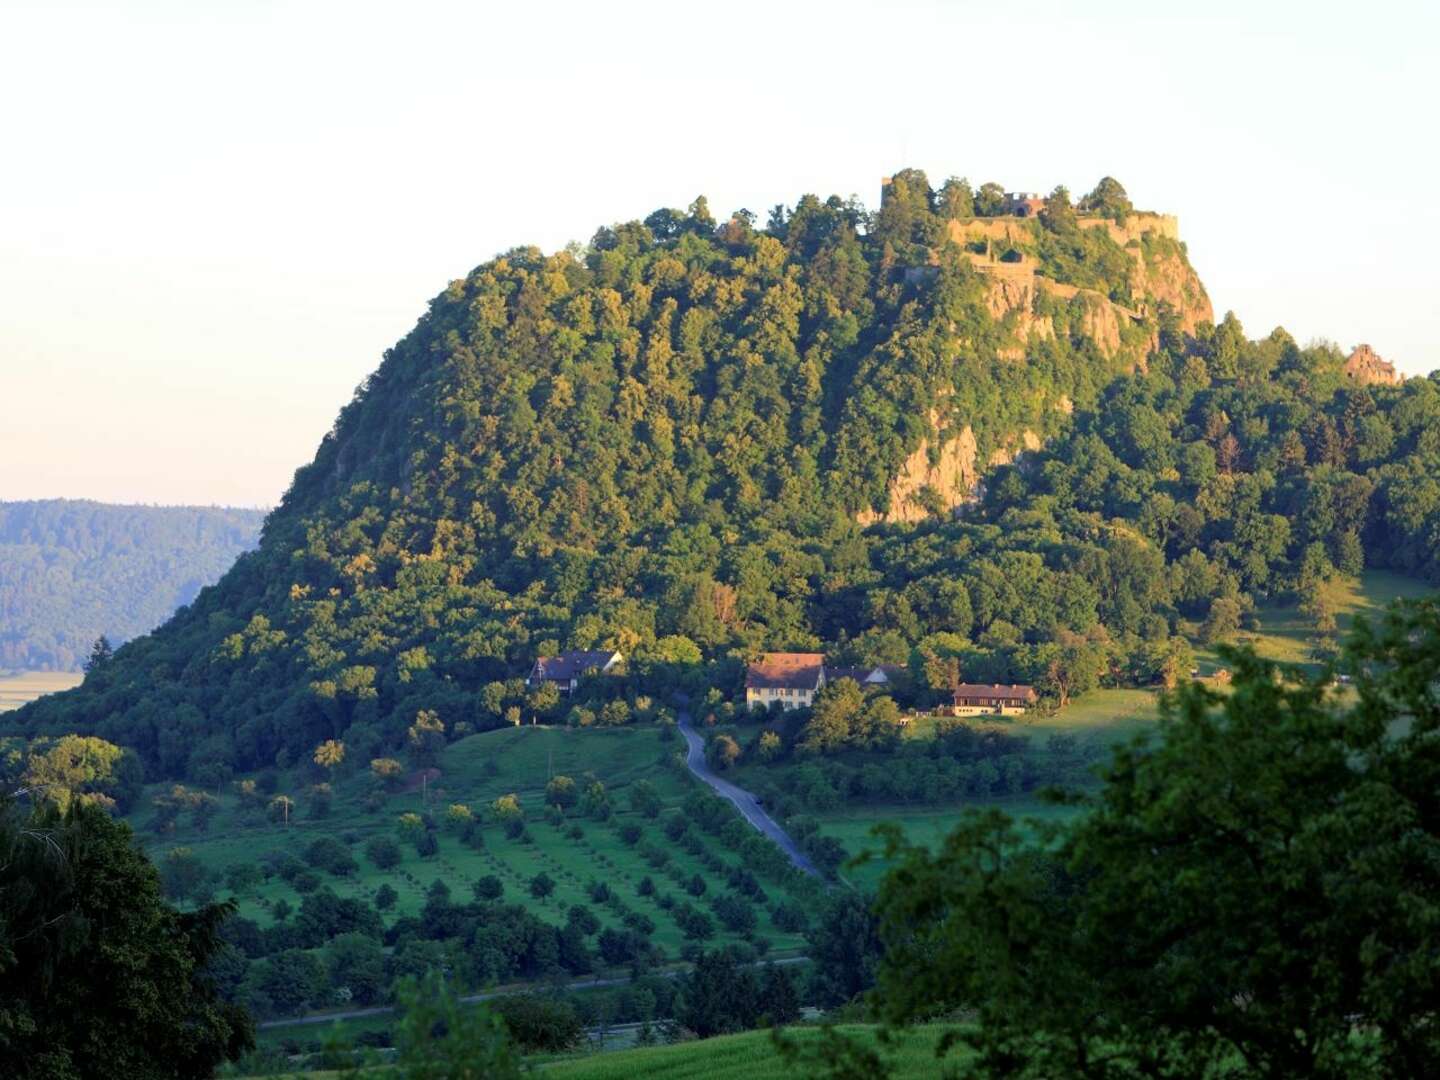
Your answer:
8,171 -> 1439,782
0,499 -> 265,670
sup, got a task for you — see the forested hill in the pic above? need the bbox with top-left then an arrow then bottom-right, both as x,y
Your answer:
0,500 -> 265,671
9,172 -> 1439,782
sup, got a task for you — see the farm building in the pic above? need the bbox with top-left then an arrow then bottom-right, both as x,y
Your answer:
526,650 -> 623,694
943,683 -> 1038,717
745,652 -> 826,709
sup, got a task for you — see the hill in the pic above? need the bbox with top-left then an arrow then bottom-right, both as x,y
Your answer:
0,499 -> 265,671
7,172 -> 1439,785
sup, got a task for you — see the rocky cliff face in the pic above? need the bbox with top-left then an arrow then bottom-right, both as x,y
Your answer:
855,209 -> 1214,525
856,415 -> 980,525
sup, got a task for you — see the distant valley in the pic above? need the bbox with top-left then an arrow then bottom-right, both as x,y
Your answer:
0,498 -> 266,672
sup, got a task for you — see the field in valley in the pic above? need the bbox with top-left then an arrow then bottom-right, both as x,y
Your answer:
0,669 -> 82,711
814,569 -> 1436,889
132,724 -> 814,964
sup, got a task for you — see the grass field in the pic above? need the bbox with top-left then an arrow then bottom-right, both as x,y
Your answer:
0,669 -> 82,711
130,724 -> 811,962
814,571 -> 1436,888
542,1023 -> 963,1079
1195,569 -> 1434,671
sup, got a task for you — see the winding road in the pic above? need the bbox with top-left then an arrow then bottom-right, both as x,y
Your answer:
675,711 -> 821,878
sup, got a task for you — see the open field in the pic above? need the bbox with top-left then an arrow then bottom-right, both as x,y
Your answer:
542,1023 -> 963,1079
1196,569 -> 1434,672
817,796 -> 1079,888
813,571 -> 1436,888
129,725 -> 812,963
0,670 -> 82,712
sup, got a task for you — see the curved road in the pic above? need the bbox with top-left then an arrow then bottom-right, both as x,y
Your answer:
676,711 -> 821,878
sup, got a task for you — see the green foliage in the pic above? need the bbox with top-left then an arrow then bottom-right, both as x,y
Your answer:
9,174 -> 1439,800
390,972 -> 521,1079
867,600 -> 1440,1078
0,499 -> 263,671
0,799 -> 252,1077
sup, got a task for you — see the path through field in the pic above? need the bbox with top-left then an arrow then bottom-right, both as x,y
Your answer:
675,711 -> 820,878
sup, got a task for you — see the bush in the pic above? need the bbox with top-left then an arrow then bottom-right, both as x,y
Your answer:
365,834 -> 403,870
490,995 -> 582,1051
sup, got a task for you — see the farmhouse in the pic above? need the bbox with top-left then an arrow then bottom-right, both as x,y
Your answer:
944,683 -> 1038,717
745,652 -> 826,709
526,650 -> 623,694
824,663 -> 902,687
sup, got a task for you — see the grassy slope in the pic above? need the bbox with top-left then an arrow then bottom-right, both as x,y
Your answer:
0,670 -> 83,712
819,570 -> 1437,888
1195,569 -> 1433,671
132,724 -> 809,959
542,1024 -> 961,1079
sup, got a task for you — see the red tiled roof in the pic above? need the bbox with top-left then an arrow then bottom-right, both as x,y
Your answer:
746,652 -> 825,691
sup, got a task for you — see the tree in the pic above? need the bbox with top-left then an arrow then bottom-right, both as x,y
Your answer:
370,756 -> 404,789
473,875 -> 504,902
407,709 -> 446,766
159,846 -> 211,902
391,973 -> 521,1079
0,799 -> 252,1076
266,794 -> 294,825
545,775 -> 578,809
374,883 -> 398,910
757,963 -> 802,1025
868,602 -> 1440,1079
20,735 -> 128,813
312,739 -> 345,785
1078,176 -> 1133,220
1200,596 -> 1243,644
706,733 -> 741,771
799,679 -> 864,754
529,872 -> 556,901
326,931 -> 385,1005
83,634 -> 114,674
677,950 -> 761,1037
627,779 -> 663,818
806,889 -> 884,1007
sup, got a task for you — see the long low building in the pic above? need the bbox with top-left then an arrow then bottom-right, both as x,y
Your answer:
944,683 -> 1038,716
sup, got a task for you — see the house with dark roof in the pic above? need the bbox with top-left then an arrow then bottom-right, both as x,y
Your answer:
945,683 -> 1038,717
526,650 -> 623,694
823,663 -> 903,688
745,652 -> 826,710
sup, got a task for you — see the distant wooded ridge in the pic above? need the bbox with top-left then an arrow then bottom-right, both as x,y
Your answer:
0,499 -> 267,671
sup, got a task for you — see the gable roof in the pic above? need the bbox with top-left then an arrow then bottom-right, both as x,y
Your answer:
952,683 -> 1037,703
529,650 -> 620,682
746,652 -> 825,691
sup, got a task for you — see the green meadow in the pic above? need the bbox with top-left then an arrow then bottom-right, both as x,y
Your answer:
130,724 -> 812,960
816,570 -> 1436,888
542,1023 -> 962,1079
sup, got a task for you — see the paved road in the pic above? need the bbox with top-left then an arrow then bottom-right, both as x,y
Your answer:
676,711 -> 822,878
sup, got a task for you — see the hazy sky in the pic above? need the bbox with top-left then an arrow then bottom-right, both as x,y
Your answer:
2,0 -> 1436,507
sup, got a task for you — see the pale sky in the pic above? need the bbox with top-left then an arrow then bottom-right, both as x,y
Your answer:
2,0 -> 1436,507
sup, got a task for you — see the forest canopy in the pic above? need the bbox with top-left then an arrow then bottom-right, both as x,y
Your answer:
0,500 -> 264,671
6,172 -> 1437,784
